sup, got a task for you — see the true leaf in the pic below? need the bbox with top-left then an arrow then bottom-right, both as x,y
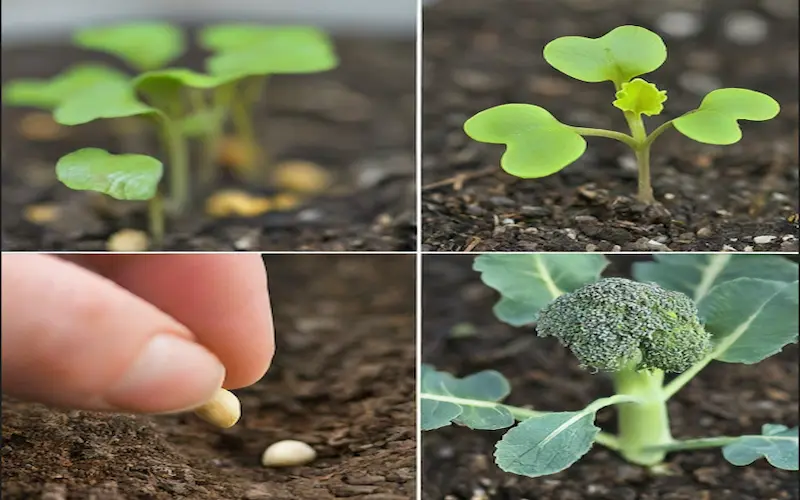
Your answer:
420,365 -> 514,431
612,78 -> 667,117
473,254 -> 608,326
673,88 -> 780,145
543,25 -> 666,86
494,410 -> 599,477
697,278 -> 798,364
204,27 -> 338,78
73,22 -> 185,71
722,424 -> 799,470
632,254 -> 798,302
53,80 -> 157,126
56,148 -> 163,200
2,64 -> 129,110
463,104 -> 587,178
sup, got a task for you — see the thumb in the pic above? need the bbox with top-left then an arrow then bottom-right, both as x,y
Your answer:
1,254 -> 225,414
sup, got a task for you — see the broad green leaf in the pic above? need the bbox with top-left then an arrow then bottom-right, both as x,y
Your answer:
473,254 -> 608,326
673,88 -> 780,145
495,410 -> 599,477
464,104 -> 587,178
698,278 -> 798,364
543,25 -> 666,86
612,78 -> 667,117
633,254 -> 798,302
133,68 -> 238,105
3,64 -> 130,110
420,366 -> 514,431
420,365 -> 462,431
199,24 -> 327,52
205,27 -> 338,78
722,424 -> 799,470
56,148 -> 163,200
53,80 -> 157,126
73,22 -> 185,71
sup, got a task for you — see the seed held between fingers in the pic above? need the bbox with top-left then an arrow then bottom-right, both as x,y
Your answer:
193,388 -> 241,428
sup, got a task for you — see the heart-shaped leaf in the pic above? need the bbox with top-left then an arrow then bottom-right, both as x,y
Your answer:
473,254 -> 608,326
3,64 -> 129,110
673,88 -> 780,145
199,24 -> 327,52
722,424 -> 799,470
56,148 -> 163,200
543,25 -> 666,86
53,80 -> 157,126
73,22 -> 185,71
464,104 -> 587,178
420,365 -> 515,431
134,68 -> 238,105
204,27 -> 338,78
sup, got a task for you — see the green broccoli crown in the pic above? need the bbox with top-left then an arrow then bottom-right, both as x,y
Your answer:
536,278 -> 711,373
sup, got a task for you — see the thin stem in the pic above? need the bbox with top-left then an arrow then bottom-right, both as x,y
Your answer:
642,120 -> 674,149
198,85 -> 235,187
158,117 -> 191,213
623,111 -> 655,204
231,76 -> 269,182
644,436 -> 739,453
571,127 -> 638,149
147,192 -> 165,245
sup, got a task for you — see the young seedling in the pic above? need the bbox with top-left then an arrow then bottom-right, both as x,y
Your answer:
421,254 -> 799,477
197,24 -> 339,183
463,26 -> 780,204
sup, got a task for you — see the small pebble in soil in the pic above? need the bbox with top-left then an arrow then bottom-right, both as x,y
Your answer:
722,244 -> 737,252
678,72 -> 722,95
664,193 -> 676,200
520,205 -> 550,217
106,229 -> 148,252
261,440 -> 317,468
697,227 -> 713,238
723,11 -> 769,45
744,245 -> 754,252
656,11 -> 702,39
753,235 -> 778,244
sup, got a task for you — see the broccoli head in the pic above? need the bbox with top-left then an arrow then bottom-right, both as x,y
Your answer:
536,278 -> 711,373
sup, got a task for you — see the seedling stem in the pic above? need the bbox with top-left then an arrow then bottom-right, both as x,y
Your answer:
147,192 -> 165,245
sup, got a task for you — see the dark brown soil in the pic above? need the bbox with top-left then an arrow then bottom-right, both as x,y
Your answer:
421,254 -> 799,500
421,0 -> 800,252
1,32 -> 416,251
1,254 -> 416,499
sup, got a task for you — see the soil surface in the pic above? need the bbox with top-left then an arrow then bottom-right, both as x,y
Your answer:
421,0 -> 800,252
2,254 -> 416,499
421,254 -> 799,500
1,32 -> 416,251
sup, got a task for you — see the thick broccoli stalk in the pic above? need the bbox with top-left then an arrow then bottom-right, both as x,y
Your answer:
536,278 -> 712,466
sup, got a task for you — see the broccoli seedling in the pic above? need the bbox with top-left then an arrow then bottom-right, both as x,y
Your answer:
463,26 -> 780,204
421,254 -> 799,477
197,25 -> 338,183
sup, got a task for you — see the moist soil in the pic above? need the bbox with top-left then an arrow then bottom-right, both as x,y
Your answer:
1,254 -> 416,499
421,254 -> 800,500
1,33 -> 416,251
421,0 -> 800,252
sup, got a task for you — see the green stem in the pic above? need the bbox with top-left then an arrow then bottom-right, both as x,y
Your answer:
158,117 -> 190,213
642,120 -> 674,149
198,85 -> 235,187
612,366 -> 673,466
231,76 -> 269,182
644,436 -> 739,453
623,111 -> 655,204
571,127 -> 638,149
147,192 -> 165,245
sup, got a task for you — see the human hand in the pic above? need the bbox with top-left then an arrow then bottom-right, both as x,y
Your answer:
1,254 -> 274,414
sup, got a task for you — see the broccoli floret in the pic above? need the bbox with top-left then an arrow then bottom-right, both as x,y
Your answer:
536,278 -> 711,373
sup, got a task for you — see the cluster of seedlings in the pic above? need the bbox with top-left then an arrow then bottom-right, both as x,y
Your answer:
4,22 -> 339,243
194,388 -> 316,468
464,25 -> 780,204
422,254 -> 798,477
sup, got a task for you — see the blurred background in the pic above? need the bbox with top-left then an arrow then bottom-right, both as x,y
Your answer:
0,0 -> 417,44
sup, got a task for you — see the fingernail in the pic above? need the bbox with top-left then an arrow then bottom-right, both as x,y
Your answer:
105,334 -> 225,413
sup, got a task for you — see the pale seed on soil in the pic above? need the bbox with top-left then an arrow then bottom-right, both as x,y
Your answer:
106,229 -> 148,252
23,203 -> 61,224
261,440 -> 317,467
194,388 -> 240,429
